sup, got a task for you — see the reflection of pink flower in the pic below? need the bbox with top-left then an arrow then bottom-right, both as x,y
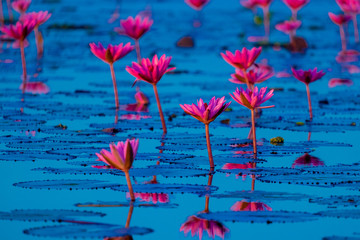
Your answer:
329,12 -> 352,25
12,0 -> 31,15
221,47 -> 262,70
89,42 -> 134,64
20,11 -> 51,26
135,87 -> 149,105
231,200 -> 272,211
180,96 -> 231,124
19,81 -> 49,94
229,67 -> 273,85
328,78 -> 353,87
127,192 -> 169,204
282,0 -> 309,11
120,114 -> 151,120
126,54 -> 175,85
230,86 -> 274,110
275,20 -> 301,34
180,216 -> 229,240
116,15 -> 153,40
222,163 -> 254,169
292,153 -> 324,168
185,0 -> 210,10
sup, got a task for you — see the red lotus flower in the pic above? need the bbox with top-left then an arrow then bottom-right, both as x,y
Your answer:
255,0 -> 272,7
180,97 -> 230,169
180,96 -> 231,124
20,11 -> 51,26
231,200 -> 272,211
329,12 -> 352,25
19,81 -> 49,94
185,0 -> 210,10
0,19 -> 36,41
292,153 -> 324,168
180,216 -> 229,240
291,67 -> 325,84
11,0 -> 31,15
336,0 -> 360,14
229,66 -> 274,86
275,20 -> 301,34
221,47 -> 262,70
230,86 -> 274,110
283,0 -> 309,11
90,42 -> 134,64
240,0 -> 258,9
116,15 -> 153,40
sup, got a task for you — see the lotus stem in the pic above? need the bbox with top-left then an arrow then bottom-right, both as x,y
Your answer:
6,0 -> 12,22
34,26 -> 44,58
20,40 -> 27,94
340,25 -> 347,52
305,84 -> 313,120
204,174 -> 213,213
124,170 -> 135,202
242,69 -> 251,89
153,84 -> 167,134
307,131 -> 312,141
263,6 -> 270,41
205,124 -> 214,169
125,203 -> 134,228
135,39 -> 141,64
0,1 -> 4,26
251,109 -> 257,155
291,9 -> 297,21
352,14 -> 359,42
109,63 -> 120,110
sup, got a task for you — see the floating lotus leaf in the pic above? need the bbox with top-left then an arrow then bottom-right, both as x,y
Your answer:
309,195 -> 360,207
0,209 -> 105,222
316,210 -> 360,219
112,183 -> 218,195
197,211 -> 317,223
24,223 -> 153,238
322,236 -> 360,240
218,167 -> 302,176
304,164 -> 360,175
13,179 -> 118,190
75,201 -> 178,208
0,150 -> 76,162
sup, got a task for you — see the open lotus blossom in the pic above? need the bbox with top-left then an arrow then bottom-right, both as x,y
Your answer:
185,0 -> 210,10
230,87 -> 274,155
126,54 -> 175,134
292,67 -> 325,120
180,97 -> 231,169
336,0 -> 360,42
96,139 -> 139,201
180,216 -> 229,240
329,13 -> 352,52
0,19 -> 36,93
283,0 -> 309,20
231,200 -> 272,211
229,66 -> 274,88
275,20 -> 301,35
292,153 -> 324,168
90,42 -> 134,110
241,0 -> 258,10
11,0 -> 31,16
21,11 -> 51,57
19,81 -> 49,94
115,15 -> 153,63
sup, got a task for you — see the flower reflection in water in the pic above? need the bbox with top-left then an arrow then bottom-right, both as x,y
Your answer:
292,153 -> 324,168
19,81 -> 49,94
231,200 -> 272,211
180,174 -> 229,240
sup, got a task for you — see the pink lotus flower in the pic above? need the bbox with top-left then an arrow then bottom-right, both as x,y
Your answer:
230,87 -> 274,155
96,139 -> 139,201
180,96 -> 231,124
134,87 -> 149,105
230,87 -> 274,110
12,0 -> 31,15
180,216 -> 229,240
240,0 -> 258,9
1,20 -> 36,93
126,54 -> 175,134
292,68 -> 325,120
180,97 -> 231,169
229,67 -> 274,86
90,42 -> 134,110
185,0 -> 210,10
336,0 -> 360,42
292,153 -> 324,168
90,42 -> 134,64
275,20 -> 301,35
116,15 -> 153,40
328,78 -> 353,87
291,67 -> 325,85
329,12 -> 352,25
231,200 -> 272,211
283,0 -> 309,19
255,0 -> 272,7
127,192 -> 169,204
221,47 -> 262,71
19,81 -> 49,94
20,11 -> 51,26
329,13 -> 352,52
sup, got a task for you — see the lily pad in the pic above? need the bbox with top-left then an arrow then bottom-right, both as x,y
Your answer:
13,179 -> 118,190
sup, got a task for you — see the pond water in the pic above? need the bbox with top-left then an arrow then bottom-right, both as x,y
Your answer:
1,0 -> 360,239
